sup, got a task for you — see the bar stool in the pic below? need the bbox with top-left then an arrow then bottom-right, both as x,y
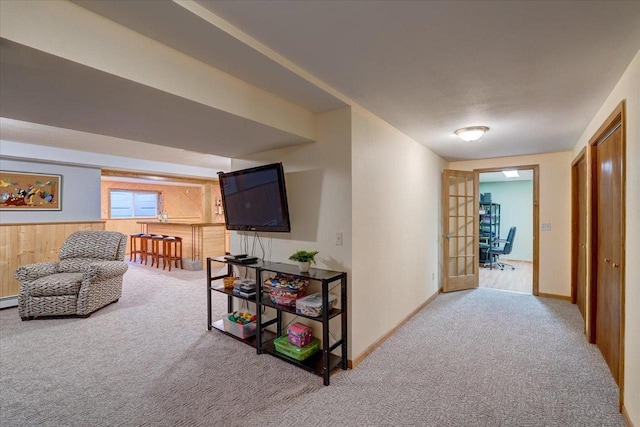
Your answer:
162,236 -> 183,271
138,234 -> 153,265
129,233 -> 144,262
150,235 -> 165,268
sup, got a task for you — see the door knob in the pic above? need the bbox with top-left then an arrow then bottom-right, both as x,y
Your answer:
613,263 -> 619,268
604,258 -> 610,263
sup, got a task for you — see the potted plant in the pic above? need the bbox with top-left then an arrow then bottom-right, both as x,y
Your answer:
288,250 -> 319,272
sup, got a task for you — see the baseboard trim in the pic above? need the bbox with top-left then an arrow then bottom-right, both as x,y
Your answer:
622,405 -> 634,427
537,292 -> 571,301
0,296 -> 18,309
349,288 -> 441,369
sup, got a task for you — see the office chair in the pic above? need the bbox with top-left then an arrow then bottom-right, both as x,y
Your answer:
486,226 -> 517,270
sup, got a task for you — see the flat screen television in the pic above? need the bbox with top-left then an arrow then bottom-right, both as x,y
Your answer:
217,162 -> 291,232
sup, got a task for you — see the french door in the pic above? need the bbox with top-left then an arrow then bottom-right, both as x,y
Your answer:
442,170 -> 479,292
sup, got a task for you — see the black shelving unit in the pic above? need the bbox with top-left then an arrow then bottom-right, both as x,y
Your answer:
479,202 -> 500,264
206,257 -> 348,386
207,258 -> 275,352
479,202 -> 500,241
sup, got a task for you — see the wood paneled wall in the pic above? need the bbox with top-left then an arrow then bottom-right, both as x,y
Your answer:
103,219 -> 144,242
101,178 -> 227,255
101,180 -> 204,220
0,221 -> 105,298
101,179 -> 224,224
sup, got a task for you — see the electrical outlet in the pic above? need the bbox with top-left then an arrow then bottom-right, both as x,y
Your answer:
541,223 -> 552,231
335,232 -> 343,246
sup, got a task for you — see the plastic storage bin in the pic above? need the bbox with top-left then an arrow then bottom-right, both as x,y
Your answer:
263,274 -> 309,291
269,291 -> 308,307
223,313 -> 257,339
287,322 -> 313,347
264,273 -> 310,307
296,293 -> 337,317
274,335 -> 320,361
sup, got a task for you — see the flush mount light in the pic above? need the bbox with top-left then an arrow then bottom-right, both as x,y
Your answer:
503,170 -> 520,178
454,126 -> 489,142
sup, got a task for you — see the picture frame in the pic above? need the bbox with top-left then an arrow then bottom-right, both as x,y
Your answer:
0,171 -> 62,211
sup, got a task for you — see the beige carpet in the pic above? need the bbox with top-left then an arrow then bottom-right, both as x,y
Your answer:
0,261 -> 624,426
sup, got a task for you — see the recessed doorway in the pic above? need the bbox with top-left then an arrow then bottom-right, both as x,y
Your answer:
476,166 -> 539,296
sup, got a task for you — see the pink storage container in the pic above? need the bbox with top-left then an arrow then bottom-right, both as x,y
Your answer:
287,322 -> 313,347
269,289 -> 306,307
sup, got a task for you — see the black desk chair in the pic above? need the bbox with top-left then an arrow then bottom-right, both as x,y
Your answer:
486,226 -> 517,270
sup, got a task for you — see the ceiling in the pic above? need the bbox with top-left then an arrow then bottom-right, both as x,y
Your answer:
0,37 -> 315,160
2,0 -> 640,169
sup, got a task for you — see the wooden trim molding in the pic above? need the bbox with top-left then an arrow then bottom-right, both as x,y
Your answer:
537,292 -> 572,301
0,221 -> 105,226
622,405 -> 634,427
101,169 -> 218,185
571,148 -> 587,303
473,164 -> 540,296
571,147 -> 587,332
349,289 -> 440,368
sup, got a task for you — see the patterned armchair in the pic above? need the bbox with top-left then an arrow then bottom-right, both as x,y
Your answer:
15,230 -> 128,320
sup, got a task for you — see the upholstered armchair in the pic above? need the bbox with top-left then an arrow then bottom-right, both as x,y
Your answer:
15,230 -> 128,320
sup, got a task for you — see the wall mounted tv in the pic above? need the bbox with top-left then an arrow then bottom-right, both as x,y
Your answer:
217,162 -> 291,232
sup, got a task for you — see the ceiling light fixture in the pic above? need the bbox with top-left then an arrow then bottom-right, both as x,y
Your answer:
503,170 -> 520,178
455,126 -> 489,142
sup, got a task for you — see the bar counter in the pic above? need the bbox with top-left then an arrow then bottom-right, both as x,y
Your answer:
137,221 -> 226,269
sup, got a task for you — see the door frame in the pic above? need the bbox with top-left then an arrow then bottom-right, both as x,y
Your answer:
587,100 -> 626,410
473,165 -> 539,296
571,146 -> 587,328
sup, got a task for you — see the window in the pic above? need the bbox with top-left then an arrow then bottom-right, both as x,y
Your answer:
110,190 -> 159,218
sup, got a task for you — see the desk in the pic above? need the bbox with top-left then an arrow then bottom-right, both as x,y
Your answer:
137,221 -> 226,269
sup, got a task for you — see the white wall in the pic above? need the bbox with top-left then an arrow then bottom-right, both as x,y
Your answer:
230,105 -> 448,362
449,151 -> 573,296
0,157 -> 101,223
229,107 -> 353,353
229,108 -> 352,270
571,49 -> 640,426
351,106 -> 446,360
479,180 -> 534,261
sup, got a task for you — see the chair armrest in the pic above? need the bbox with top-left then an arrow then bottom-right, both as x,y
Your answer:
83,261 -> 129,282
15,262 -> 60,282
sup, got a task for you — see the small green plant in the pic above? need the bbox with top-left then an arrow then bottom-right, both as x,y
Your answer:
288,250 -> 319,264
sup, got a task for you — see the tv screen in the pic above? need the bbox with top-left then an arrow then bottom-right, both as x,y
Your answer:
217,163 -> 291,232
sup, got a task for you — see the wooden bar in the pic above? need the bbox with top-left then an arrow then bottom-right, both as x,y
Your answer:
137,221 -> 226,269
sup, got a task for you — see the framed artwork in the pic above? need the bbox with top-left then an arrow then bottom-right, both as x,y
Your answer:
0,171 -> 62,210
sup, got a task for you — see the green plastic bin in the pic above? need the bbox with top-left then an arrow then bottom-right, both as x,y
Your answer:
274,335 -> 320,361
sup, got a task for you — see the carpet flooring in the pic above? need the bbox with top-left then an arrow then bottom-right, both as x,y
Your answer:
0,262 -> 624,426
